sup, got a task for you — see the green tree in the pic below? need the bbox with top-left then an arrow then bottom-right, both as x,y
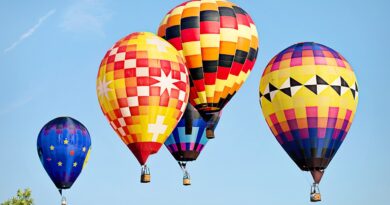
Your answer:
1,189 -> 34,205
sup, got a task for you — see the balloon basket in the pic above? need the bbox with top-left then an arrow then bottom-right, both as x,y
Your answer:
183,178 -> 191,186
310,183 -> 321,202
141,165 -> 151,183
206,129 -> 215,139
310,193 -> 321,202
141,174 -> 151,183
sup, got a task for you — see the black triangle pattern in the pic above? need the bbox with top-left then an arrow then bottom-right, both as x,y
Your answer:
260,75 -> 358,102
305,85 -> 318,94
350,82 -> 359,99
290,78 -> 302,87
316,76 -> 328,85
331,85 -> 341,95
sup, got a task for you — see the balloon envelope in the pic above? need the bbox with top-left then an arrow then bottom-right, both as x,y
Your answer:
37,117 -> 92,190
97,32 -> 190,165
158,0 -> 259,115
165,104 -> 220,162
259,42 -> 358,174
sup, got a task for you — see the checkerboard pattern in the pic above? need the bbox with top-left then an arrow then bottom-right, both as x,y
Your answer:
259,42 -> 358,171
165,104 -> 219,162
158,0 -> 259,113
263,42 -> 352,76
265,107 -> 353,170
97,32 -> 190,165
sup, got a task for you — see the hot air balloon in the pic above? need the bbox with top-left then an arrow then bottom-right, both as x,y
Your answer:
165,103 -> 220,185
259,42 -> 358,202
37,117 -> 92,204
97,32 -> 190,183
158,0 -> 259,139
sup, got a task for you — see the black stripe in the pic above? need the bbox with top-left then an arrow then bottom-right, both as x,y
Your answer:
234,50 -> 248,64
200,10 -> 220,22
181,16 -> 200,30
235,50 -> 248,57
218,54 -> 234,67
184,106 -> 193,135
203,61 -> 218,73
190,67 -> 204,80
218,7 -> 236,17
166,25 -> 180,40
234,56 -> 246,64
232,6 -> 247,15
247,48 -> 257,61
219,54 -> 234,62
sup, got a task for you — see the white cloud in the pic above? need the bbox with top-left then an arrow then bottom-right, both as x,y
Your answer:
60,0 -> 112,36
0,95 -> 34,116
4,9 -> 56,53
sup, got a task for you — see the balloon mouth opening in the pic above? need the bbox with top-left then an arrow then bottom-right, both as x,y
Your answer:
310,169 -> 324,184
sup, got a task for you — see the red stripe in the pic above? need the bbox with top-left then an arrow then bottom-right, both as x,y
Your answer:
200,21 -> 220,34
216,67 -> 230,80
181,28 -> 200,42
168,37 -> 183,50
230,62 -> 242,76
220,16 -> 237,29
236,14 -> 250,26
193,79 -> 205,91
204,73 -> 217,85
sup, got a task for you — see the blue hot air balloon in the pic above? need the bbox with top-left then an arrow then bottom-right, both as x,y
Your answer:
37,117 -> 91,202
165,104 -> 221,185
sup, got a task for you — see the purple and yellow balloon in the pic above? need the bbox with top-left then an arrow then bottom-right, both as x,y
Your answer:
259,42 -> 358,202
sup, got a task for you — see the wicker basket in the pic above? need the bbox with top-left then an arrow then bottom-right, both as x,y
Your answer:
183,178 -> 191,186
310,193 -> 321,202
141,174 -> 151,183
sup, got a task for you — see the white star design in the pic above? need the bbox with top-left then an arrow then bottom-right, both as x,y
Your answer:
97,75 -> 113,99
152,70 -> 179,95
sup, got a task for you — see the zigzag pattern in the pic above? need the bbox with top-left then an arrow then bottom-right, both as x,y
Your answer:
260,75 -> 358,102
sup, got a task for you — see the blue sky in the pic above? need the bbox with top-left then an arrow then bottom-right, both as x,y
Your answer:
0,0 -> 389,204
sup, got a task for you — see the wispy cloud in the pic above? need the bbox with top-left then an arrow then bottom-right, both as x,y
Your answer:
0,95 -> 34,116
60,0 -> 112,36
4,9 -> 56,53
